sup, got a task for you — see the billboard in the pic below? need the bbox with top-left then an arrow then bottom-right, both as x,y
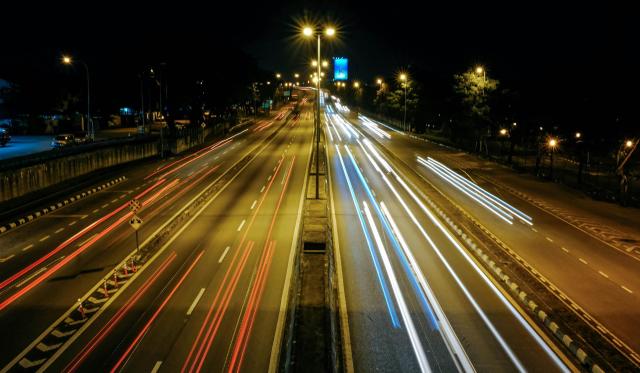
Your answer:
333,57 -> 348,81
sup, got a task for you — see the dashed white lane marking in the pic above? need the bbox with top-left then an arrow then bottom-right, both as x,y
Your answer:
119,194 -> 126,199
260,186 -> 265,193
135,186 -> 141,191
151,361 -> 163,373
223,150 -> 228,155
219,246 -> 231,263
101,204 -> 109,209
68,221 -> 77,226
598,271 -> 609,279
39,235 -> 50,242
80,215 -> 88,220
267,175 -> 272,181
532,228 -> 538,232
250,200 -> 257,210
111,199 -> 118,203
622,286 -> 633,294
561,247 -> 569,253
92,209 -> 99,214
22,244 -> 34,252
215,156 -> 220,160
16,266 -> 49,288
0,254 -> 15,263
78,233 -> 98,247
54,228 -> 65,234
273,166 -> 277,172
237,220 -> 246,232
545,236 -> 554,243
579,258 -> 588,265
186,289 -> 206,316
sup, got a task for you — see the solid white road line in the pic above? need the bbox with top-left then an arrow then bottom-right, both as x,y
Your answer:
218,246 -> 231,263
237,220 -> 246,232
260,186 -> 265,193
186,289 -> 206,316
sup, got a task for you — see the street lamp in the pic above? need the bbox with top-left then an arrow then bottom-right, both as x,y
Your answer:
399,72 -> 408,131
276,73 -> 281,79
322,60 -> 329,68
575,132 -> 581,139
353,81 -> 360,88
499,128 -> 508,136
626,140 -> 634,148
62,55 -> 92,139
302,24 -> 336,199
548,137 -> 558,179
294,73 -> 300,79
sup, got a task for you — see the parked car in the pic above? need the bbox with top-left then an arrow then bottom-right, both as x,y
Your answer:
0,128 -> 10,146
51,134 -> 75,148
74,132 -> 92,144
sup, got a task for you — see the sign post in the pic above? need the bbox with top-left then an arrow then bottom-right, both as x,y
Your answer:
128,199 -> 143,253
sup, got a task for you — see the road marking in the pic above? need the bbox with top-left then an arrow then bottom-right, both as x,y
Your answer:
111,198 -> 118,203
78,233 -> 98,247
250,200 -> 257,210
151,361 -> 163,373
237,220 -> 246,231
622,286 -> 633,294
215,156 -> 220,160
532,228 -> 538,232
545,236 -> 553,243
260,186 -> 265,193
267,175 -> 272,181
579,258 -> 588,265
101,204 -> 109,209
561,247 -> 569,253
598,271 -> 609,279
80,215 -> 88,220
187,288 -> 206,316
22,244 -> 34,252
68,221 -> 77,226
54,228 -> 65,234
218,246 -> 231,263
120,194 -> 126,199
39,235 -> 50,242
0,254 -> 15,263
16,266 -> 48,288
92,209 -> 99,214
273,166 -> 277,172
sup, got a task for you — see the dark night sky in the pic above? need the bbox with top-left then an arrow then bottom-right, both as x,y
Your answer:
2,1 -> 638,133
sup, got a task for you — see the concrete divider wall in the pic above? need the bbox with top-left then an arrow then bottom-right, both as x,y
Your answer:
0,141 -> 157,202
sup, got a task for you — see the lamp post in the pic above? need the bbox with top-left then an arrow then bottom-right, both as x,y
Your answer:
303,25 -> 335,199
548,137 -> 558,180
399,73 -> 408,131
62,55 -> 92,139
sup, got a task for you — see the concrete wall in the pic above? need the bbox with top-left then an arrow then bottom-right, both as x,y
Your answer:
0,141 -> 158,202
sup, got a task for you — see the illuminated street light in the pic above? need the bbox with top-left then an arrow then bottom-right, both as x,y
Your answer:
294,73 -> 300,78
267,81 -> 271,85
377,78 -> 383,85
61,54 -> 92,139
353,81 -> 360,88
320,72 -> 325,77
399,73 -> 407,81
499,128 -> 508,136
325,27 -> 336,37
575,132 -> 581,139
475,66 -> 484,75
303,26 -> 313,36
548,138 -> 558,148
311,60 -> 318,67
512,122 -> 517,127
398,72 -> 409,131
322,60 -> 329,68
276,73 -> 281,79
626,140 -> 634,148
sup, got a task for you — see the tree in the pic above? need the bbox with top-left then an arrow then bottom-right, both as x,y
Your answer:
385,80 -> 419,130
453,68 -> 499,153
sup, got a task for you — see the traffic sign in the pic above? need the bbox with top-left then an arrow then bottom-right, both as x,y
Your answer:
201,122 -> 206,128
129,199 -> 141,212
129,215 -> 143,230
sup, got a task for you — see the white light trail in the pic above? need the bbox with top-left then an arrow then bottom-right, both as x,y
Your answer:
363,202 -> 431,373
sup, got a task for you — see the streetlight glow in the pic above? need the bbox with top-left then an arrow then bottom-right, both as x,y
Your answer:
548,138 -> 558,148
276,73 -> 281,79
294,73 -> 300,78
575,132 -> 581,139
399,73 -> 407,81
325,27 -> 336,37
312,60 -> 318,67
377,78 -> 383,85
499,128 -> 508,136
626,140 -> 634,148
303,26 -> 313,37
62,55 -> 72,65
322,60 -> 329,68
475,66 -> 484,74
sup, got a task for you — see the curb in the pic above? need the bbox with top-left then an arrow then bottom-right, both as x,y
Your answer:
0,176 -> 127,235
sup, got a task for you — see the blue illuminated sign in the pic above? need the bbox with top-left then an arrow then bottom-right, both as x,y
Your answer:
333,57 -> 348,81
